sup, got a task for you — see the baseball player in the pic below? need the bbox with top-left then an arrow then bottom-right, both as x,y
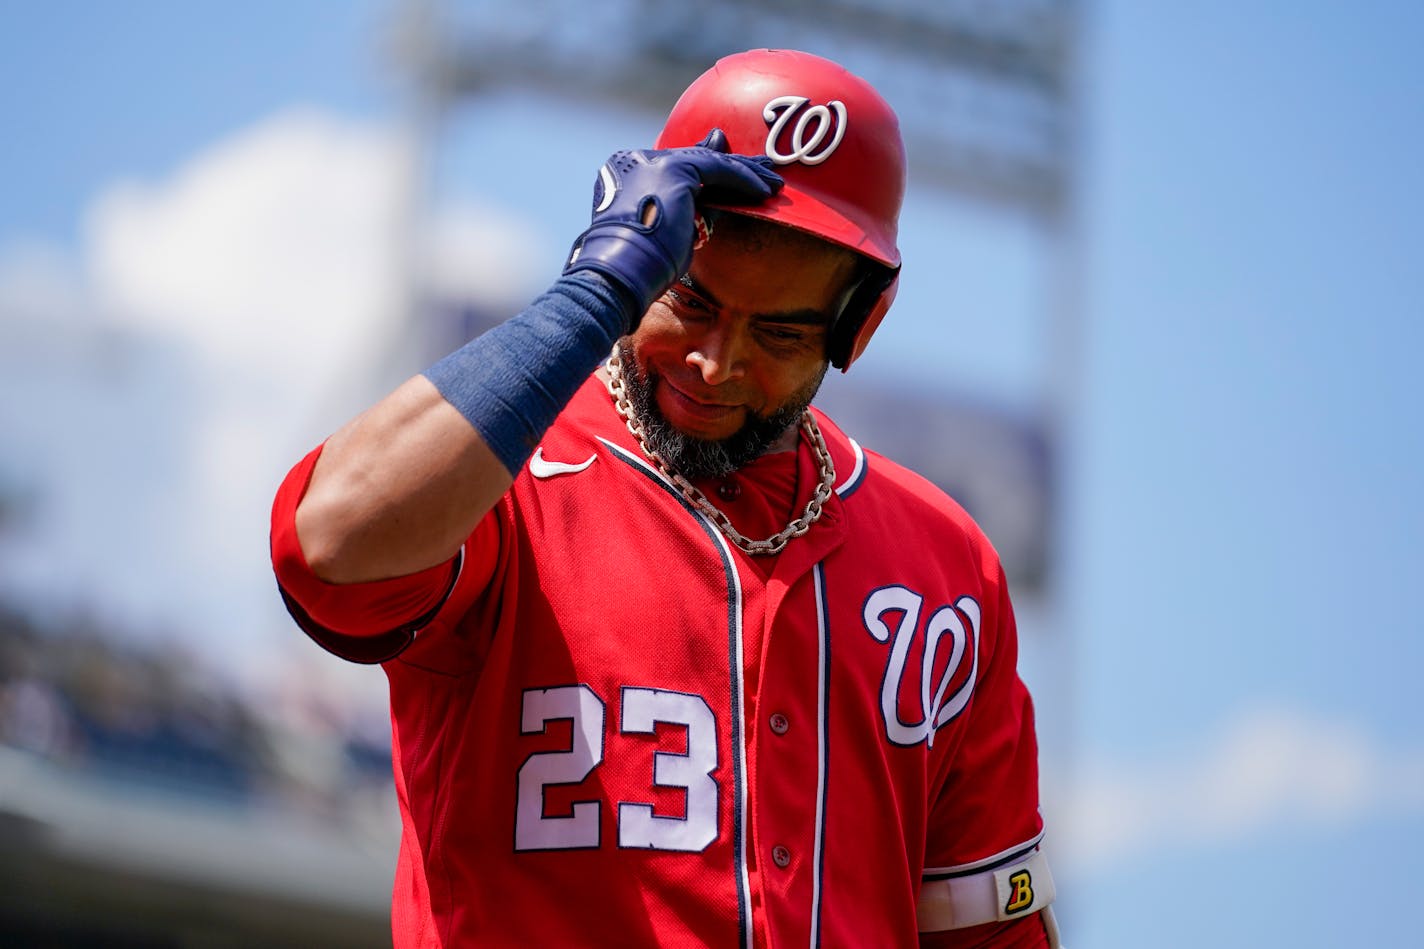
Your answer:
271,49 -> 1061,947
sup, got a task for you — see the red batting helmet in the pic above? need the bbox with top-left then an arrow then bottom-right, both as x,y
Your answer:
656,48 -> 906,370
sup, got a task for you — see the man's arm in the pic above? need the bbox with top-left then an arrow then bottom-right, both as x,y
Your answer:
917,558 -> 1058,949
919,913 -> 1055,949
295,374 -> 508,583
291,132 -> 782,584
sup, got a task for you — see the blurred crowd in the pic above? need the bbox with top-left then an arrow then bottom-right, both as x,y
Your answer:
0,600 -> 392,817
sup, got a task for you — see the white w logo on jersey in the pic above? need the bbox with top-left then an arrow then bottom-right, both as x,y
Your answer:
863,586 -> 981,747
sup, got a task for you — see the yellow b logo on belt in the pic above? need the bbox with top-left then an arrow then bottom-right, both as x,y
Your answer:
1004,870 -> 1034,914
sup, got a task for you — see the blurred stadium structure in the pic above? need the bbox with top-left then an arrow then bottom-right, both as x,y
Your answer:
0,605 -> 394,947
0,0 -> 1081,944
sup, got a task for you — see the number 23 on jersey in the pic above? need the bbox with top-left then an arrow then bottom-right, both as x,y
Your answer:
515,685 -> 719,853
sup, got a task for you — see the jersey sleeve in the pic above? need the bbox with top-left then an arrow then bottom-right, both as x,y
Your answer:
919,914 -> 1052,949
919,559 -> 1053,942
269,443 -> 501,664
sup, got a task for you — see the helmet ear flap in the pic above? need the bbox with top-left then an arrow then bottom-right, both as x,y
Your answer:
829,262 -> 899,370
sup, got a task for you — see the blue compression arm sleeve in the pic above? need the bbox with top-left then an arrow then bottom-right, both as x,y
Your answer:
422,270 -> 632,475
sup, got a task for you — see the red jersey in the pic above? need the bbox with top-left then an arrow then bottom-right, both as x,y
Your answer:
272,374 -> 1053,947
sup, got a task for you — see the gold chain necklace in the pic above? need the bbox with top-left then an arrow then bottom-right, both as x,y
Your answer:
604,352 -> 836,556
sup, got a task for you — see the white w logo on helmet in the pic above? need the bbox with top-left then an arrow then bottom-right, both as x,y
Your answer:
762,95 -> 848,166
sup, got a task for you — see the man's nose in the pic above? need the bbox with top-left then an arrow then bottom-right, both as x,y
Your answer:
686,322 -> 747,386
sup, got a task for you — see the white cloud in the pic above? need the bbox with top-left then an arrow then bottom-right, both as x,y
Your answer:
87,108 -> 540,396
1056,705 -> 1424,875
0,240 -> 91,328
0,108 -> 544,696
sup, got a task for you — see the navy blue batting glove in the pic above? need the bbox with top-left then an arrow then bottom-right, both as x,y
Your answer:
564,129 -> 783,330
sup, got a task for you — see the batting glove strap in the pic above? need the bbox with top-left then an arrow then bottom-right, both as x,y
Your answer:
564,131 -> 783,329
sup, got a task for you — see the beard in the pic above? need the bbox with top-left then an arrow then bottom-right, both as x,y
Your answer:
618,340 -> 826,481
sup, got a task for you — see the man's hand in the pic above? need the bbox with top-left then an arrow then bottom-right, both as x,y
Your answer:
563,129 -> 783,328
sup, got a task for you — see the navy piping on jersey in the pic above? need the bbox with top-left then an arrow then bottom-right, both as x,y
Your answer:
278,545 -> 466,665
600,438 -> 754,949
920,830 -> 1047,881
811,562 -> 832,948
834,437 -> 867,499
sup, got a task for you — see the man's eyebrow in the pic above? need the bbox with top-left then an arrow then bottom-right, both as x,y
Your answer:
680,273 -> 833,326
755,309 -> 833,326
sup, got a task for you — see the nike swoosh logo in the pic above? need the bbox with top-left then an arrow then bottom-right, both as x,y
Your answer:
529,447 -> 597,478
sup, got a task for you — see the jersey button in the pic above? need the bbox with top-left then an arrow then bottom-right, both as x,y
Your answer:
771,845 -> 792,868
769,712 -> 790,735
717,480 -> 741,501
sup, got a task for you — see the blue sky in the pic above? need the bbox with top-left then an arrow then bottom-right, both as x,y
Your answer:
1079,2 -> 1424,770
2,2 -> 1422,946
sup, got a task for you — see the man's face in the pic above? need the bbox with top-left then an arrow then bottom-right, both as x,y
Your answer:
621,216 -> 860,480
